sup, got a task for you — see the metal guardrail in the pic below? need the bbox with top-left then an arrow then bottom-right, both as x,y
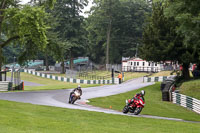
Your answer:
172,92 -> 200,114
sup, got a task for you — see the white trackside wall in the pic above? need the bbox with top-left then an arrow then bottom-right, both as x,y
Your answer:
172,92 -> 200,114
122,57 -> 161,72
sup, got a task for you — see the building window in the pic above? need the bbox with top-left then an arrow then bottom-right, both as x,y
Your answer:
148,62 -> 151,66
131,62 -> 133,65
155,63 -> 157,66
143,62 -> 145,66
137,62 -> 139,66
134,62 -> 136,66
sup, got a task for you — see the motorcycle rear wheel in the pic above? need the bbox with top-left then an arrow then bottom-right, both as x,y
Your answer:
133,107 -> 143,115
122,105 -> 129,114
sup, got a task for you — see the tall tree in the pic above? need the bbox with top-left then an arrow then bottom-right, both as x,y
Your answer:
0,0 -> 50,69
166,0 -> 200,73
140,1 -> 195,79
0,0 -> 56,67
50,0 -> 88,71
86,0 -> 150,64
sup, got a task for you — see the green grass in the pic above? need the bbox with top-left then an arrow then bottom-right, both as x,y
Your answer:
50,71 -> 148,81
7,72 -> 101,91
0,100 -> 199,133
178,79 -> 200,99
88,83 -> 200,122
123,72 -> 147,81
150,71 -> 174,77
149,70 -> 200,99
150,70 -> 193,77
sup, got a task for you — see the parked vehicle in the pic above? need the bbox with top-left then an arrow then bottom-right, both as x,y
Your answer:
122,95 -> 145,115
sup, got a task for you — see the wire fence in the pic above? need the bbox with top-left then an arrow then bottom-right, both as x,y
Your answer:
11,69 -> 23,90
78,71 -> 111,80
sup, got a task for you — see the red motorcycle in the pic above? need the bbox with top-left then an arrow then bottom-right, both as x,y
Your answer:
122,96 -> 145,115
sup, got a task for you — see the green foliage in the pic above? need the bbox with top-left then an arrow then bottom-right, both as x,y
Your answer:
86,0 -> 151,64
0,0 -> 49,66
165,0 -> 200,64
30,0 -> 57,9
140,2 -> 184,62
2,43 -> 23,64
6,6 -> 48,64
48,0 -> 89,65
140,0 -> 200,79
4,6 -> 48,48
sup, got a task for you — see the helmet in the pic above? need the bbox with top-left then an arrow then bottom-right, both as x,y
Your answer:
78,85 -> 81,89
141,90 -> 145,96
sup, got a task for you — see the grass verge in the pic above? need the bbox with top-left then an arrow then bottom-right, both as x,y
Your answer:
7,72 -> 101,91
150,71 -> 173,77
0,100 -> 199,133
123,72 -> 147,81
49,71 -> 148,81
178,79 -> 200,99
88,83 -> 200,122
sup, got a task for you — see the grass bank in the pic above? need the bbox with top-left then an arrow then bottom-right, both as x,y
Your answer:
0,100 -> 199,133
178,79 -> 200,99
7,72 -> 100,91
88,83 -> 200,122
150,71 -> 173,77
50,71 -> 148,82
149,71 -> 199,99
123,72 -> 147,81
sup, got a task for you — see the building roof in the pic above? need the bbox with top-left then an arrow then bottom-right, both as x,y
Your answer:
122,57 -> 145,62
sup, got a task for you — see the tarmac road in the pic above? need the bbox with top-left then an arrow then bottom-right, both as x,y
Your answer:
6,77 -> 44,86
0,77 -> 199,123
0,77 -> 151,109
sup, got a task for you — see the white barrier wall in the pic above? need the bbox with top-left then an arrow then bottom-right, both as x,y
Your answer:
22,69 -> 114,85
172,92 -> 200,114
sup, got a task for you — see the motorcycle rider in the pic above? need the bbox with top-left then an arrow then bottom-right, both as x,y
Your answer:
130,90 -> 145,104
69,85 -> 82,103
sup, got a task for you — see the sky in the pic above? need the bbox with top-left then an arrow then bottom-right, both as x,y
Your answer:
20,0 -> 30,4
20,0 -> 93,14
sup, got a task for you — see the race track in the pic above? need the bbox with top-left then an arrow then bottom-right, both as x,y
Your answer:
0,77 -> 199,123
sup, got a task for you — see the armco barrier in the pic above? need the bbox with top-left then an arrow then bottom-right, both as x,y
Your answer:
22,69 -> 115,85
143,76 -> 168,82
172,92 -> 200,114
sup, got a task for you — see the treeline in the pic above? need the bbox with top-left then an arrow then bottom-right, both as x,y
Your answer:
139,0 -> 200,79
1,0 -> 200,79
2,0 -> 151,69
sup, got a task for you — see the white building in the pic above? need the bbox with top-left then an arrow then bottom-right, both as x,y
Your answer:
122,57 -> 162,72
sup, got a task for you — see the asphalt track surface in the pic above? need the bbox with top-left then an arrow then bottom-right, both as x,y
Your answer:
0,77 -> 199,123
6,77 -> 44,86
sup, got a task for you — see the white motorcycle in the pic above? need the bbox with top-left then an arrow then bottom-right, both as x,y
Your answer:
69,90 -> 81,104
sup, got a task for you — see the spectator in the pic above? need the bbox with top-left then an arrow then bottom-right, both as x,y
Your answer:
118,72 -> 122,84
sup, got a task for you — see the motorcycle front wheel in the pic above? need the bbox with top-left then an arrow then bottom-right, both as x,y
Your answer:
133,107 -> 143,115
122,105 -> 129,114
71,96 -> 77,104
